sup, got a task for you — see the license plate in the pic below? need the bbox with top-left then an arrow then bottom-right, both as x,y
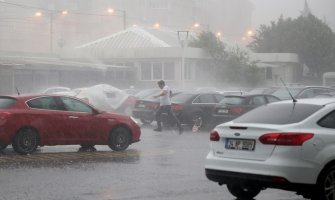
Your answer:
225,138 -> 255,151
217,109 -> 229,114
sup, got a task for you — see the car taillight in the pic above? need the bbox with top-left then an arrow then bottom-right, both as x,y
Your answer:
259,133 -> 314,146
171,104 -> 182,111
230,107 -> 243,114
210,130 -> 220,141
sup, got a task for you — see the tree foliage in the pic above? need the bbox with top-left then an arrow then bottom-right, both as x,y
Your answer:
249,14 -> 335,79
189,31 -> 263,87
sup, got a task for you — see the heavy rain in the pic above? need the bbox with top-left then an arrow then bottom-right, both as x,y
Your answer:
0,0 -> 335,200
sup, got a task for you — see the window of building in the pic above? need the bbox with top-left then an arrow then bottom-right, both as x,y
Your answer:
141,62 -> 151,80
266,67 -> 272,80
140,62 -> 175,81
153,63 -> 162,80
164,62 -> 174,80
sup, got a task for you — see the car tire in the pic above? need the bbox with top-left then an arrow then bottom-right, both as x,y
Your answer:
0,144 -> 8,151
191,112 -> 203,132
12,128 -> 39,155
227,183 -> 261,199
108,127 -> 131,151
313,165 -> 335,200
140,118 -> 154,125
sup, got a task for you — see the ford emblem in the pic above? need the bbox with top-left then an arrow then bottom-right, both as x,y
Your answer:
234,133 -> 241,137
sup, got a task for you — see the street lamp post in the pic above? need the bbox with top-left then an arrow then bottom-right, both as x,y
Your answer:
108,8 -> 127,30
177,30 -> 189,89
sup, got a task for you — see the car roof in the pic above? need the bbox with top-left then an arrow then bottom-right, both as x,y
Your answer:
0,94 -> 75,101
271,98 -> 335,106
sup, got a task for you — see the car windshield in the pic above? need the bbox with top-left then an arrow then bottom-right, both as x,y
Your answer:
234,103 -> 323,124
219,96 -> 245,105
0,97 -> 16,108
171,93 -> 195,103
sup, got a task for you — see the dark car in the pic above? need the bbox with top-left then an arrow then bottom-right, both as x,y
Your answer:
0,94 -> 141,154
132,90 -> 180,124
265,86 -> 335,100
170,92 -> 226,130
211,94 -> 281,125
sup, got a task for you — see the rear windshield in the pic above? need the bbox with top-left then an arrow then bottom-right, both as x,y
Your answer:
0,97 -> 16,108
219,96 -> 244,105
234,103 -> 322,124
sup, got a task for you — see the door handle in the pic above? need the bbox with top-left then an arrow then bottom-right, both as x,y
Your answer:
68,116 -> 79,119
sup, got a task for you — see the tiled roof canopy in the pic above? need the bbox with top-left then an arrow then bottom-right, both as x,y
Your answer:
76,26 -> 183,50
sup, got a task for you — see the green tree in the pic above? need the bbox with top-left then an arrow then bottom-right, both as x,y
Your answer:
189,31 -> 263,87
249,14 -> 335,80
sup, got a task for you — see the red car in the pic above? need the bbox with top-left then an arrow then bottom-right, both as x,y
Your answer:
0,94 -> 141,154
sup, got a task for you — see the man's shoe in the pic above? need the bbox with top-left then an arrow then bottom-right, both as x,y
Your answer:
154,128 -> 162,132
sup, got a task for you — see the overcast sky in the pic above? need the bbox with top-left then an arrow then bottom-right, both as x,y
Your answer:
250,0 -> 335,30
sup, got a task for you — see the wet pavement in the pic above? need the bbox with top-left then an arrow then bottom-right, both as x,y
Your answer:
0,124 -> 307,200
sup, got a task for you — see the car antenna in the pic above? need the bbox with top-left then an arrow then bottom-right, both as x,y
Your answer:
15,87 -> 20,96
280,78 -> 297,103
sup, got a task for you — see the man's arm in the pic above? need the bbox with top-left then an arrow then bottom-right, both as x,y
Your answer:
154,89 -> 168,98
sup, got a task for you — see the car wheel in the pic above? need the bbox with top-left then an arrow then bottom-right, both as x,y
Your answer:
191,112 -> 203,132
140,118 -> 154,125
227,183 -> 261,199
108,127 -> 131,151
12,128 -> 39,155
313,165 -> 335,200
0,144 -> 8,151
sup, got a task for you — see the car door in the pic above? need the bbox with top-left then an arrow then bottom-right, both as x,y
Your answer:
26,96 -> 69,145
58,96 -> 97,144
192,94 -> 219,119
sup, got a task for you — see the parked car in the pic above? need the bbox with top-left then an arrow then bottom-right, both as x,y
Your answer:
265,86 -> 335,100
132,90 -> 181,124
205,98 -> 335,200
0,94 -> 141,154
170,91 -> 225,130
211,94 -> 280,125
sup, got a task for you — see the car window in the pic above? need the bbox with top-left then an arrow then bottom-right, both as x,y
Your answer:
266,96 -> 280,103
213,94 -> 225,102
298,89 -> 315,98
270,88 -> 302,99
194,94 -> 216,103
234,103 -> 322,124
27,97 -> 59,110
252,96 -> 267,105
171,93 -> 194,103
60,97 -> 93,113
318,111 -> 335,129
0,97 -> 16,108
219,96 -> 244,105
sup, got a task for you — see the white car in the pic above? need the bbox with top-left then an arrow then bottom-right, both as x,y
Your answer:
205,98 -> 335,200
